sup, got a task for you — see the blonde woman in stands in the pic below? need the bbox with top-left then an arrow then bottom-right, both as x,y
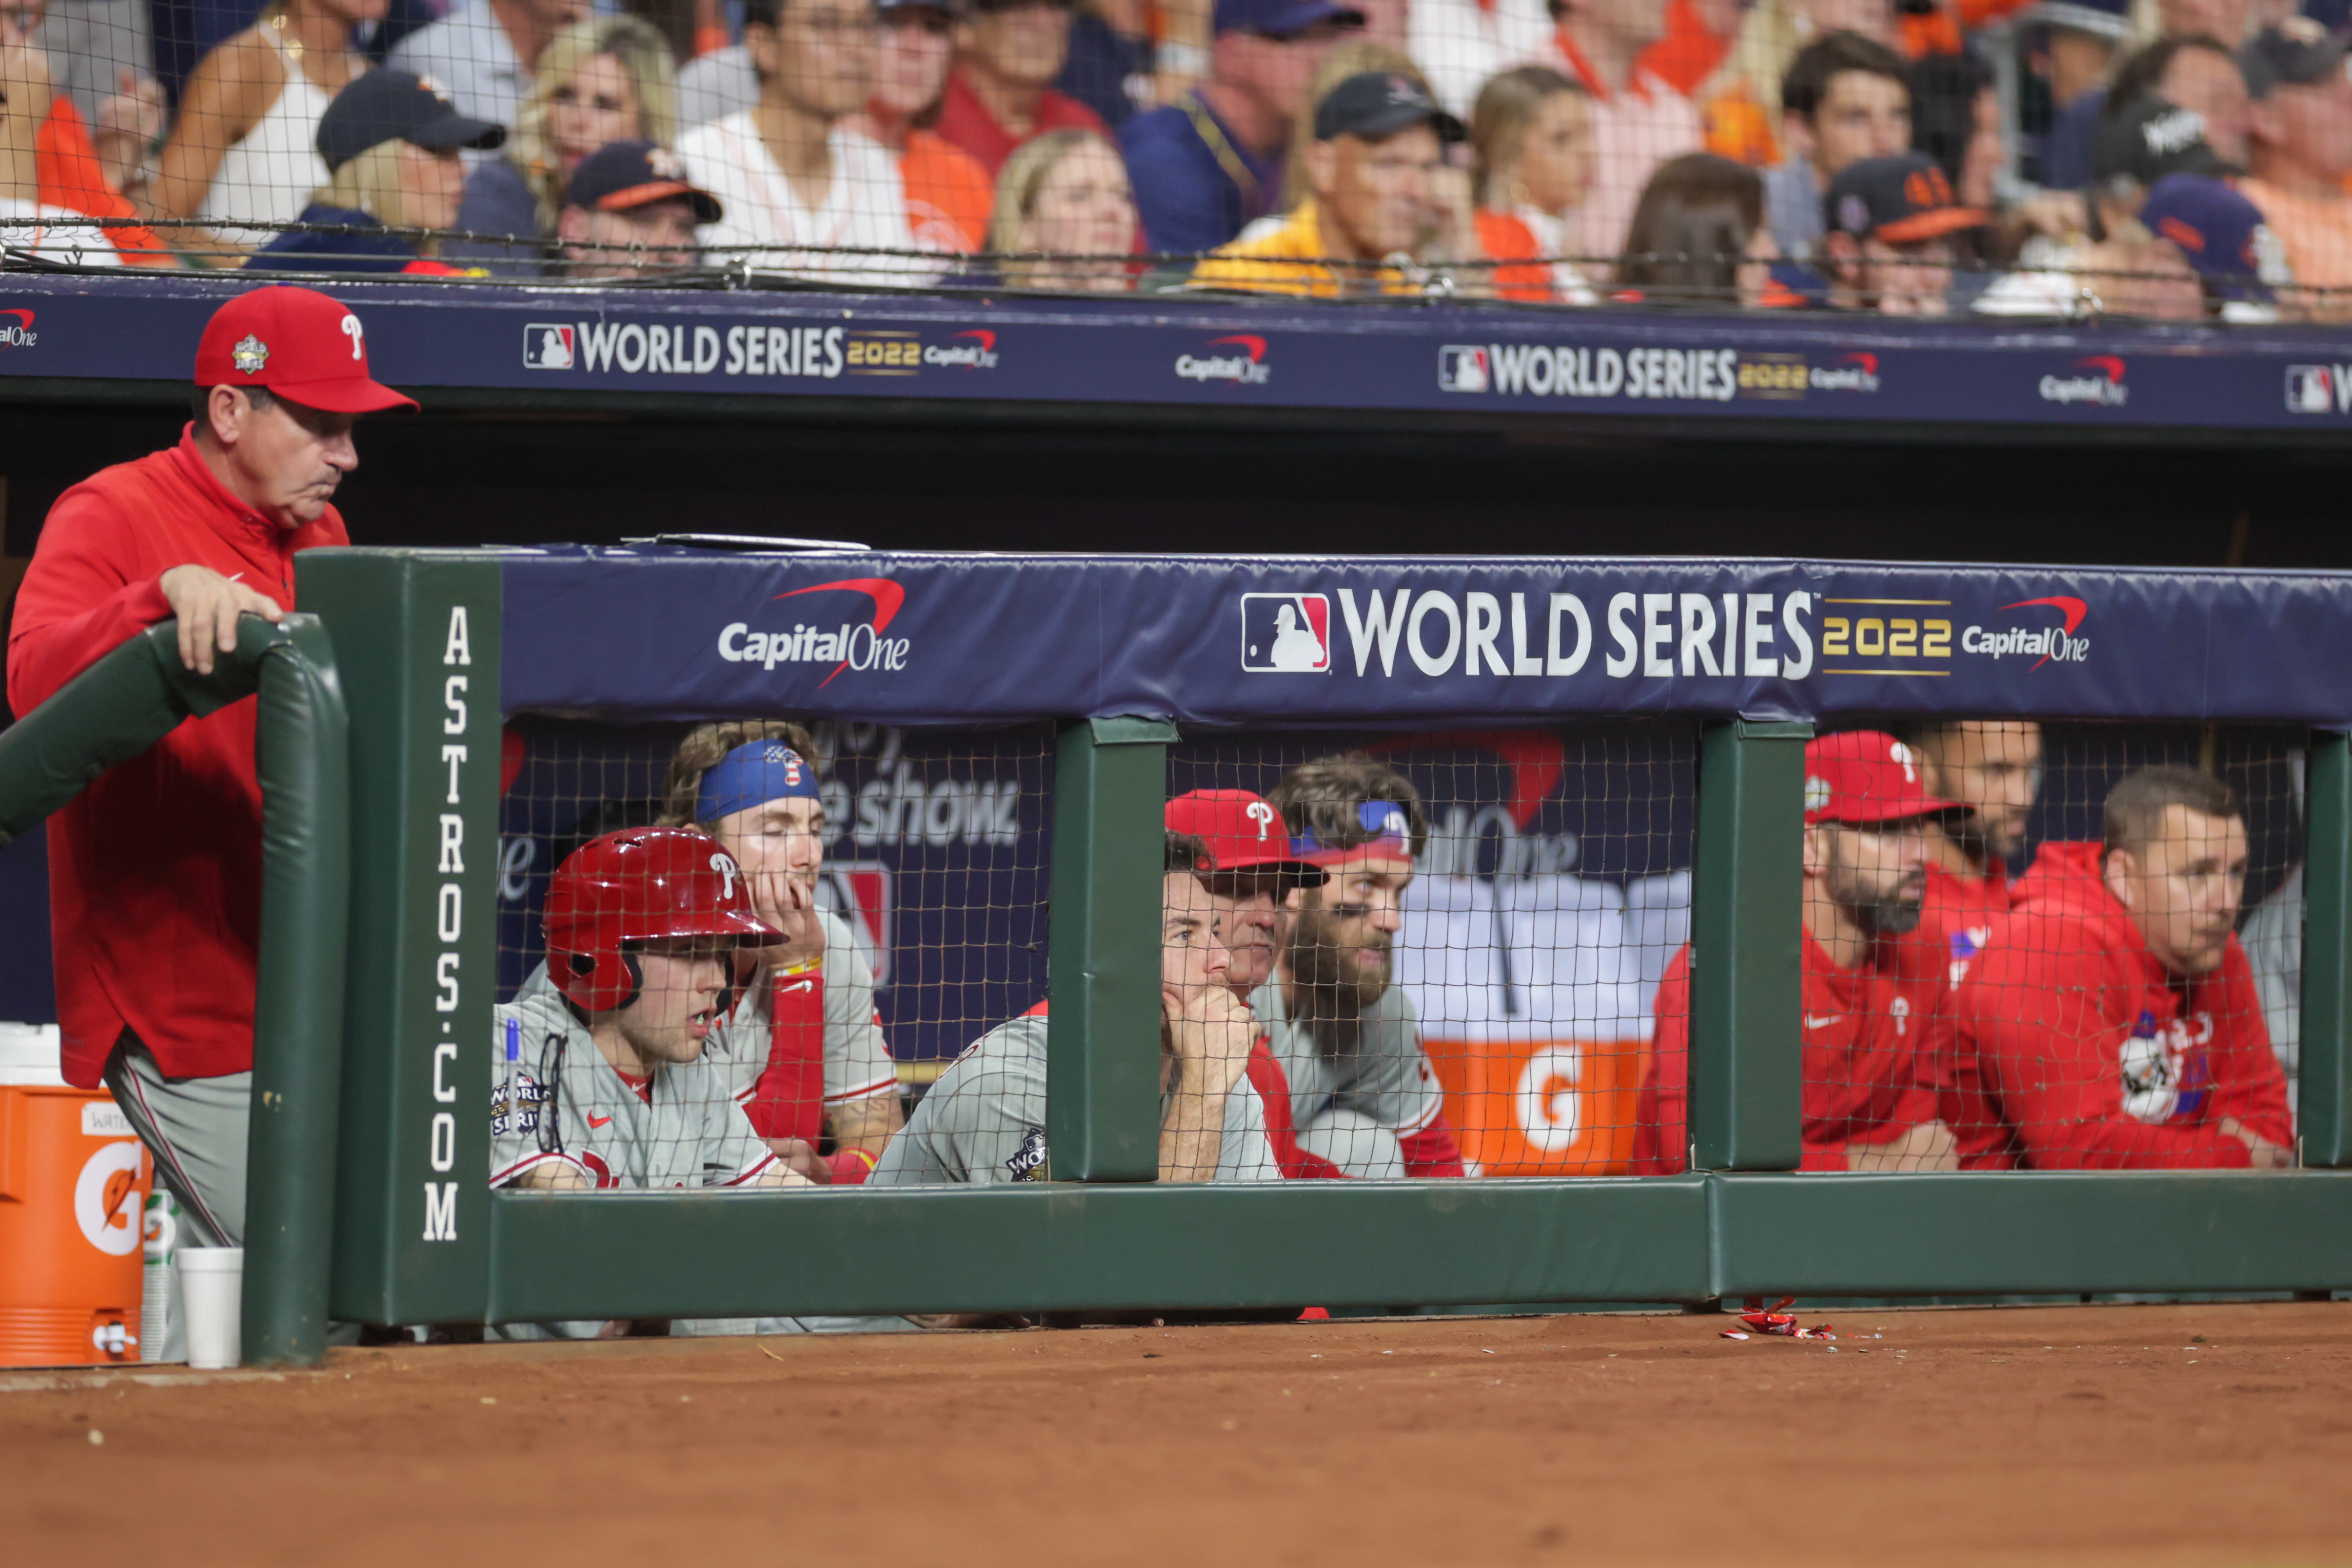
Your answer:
985,126 -> 1136,288
447,14 -> 680,271
144,0 -> 388,252
1469,64 -> 1598,303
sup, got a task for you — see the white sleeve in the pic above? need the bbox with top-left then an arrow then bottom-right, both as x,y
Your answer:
822,913 -> 898,1105
488,1005 -> 577,1187
1333,987 -> 1445,1134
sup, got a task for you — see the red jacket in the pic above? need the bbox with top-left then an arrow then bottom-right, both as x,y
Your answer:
1633,929 -> 1946,1175
1945,842 -> 2292,1170
933,72 -> 1109,179
6,429 -> 347,1087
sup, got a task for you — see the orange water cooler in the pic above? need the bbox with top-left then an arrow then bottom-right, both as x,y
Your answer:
0,1024 -> 149,1366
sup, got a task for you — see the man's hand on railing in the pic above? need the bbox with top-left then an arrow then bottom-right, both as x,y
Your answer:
159,564 -> 287,675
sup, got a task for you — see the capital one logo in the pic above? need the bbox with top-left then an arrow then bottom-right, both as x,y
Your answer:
1176,334 -> 1271,385
2039,355 -> 2127,406
0,308 -> 36,350
716,576 -> 911,687
1240,592 -> 1330,673
1960,595 -> 2091,669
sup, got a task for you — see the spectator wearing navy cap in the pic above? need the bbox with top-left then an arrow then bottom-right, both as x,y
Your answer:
2238,20 -> 2352,319
2142,170 -> 2294,319
554,139 -> 722,278
1119,0 -> 1364,256
1818,149 -> 1984,314
1190,69 -> 1479,294
249,70 -> 507,274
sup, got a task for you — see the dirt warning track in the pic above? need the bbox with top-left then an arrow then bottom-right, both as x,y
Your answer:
5,1301 -> 2348,1568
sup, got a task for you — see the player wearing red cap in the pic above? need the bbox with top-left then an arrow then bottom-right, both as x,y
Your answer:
490,827 -> 809,1192
1944,767 -> 2293,1170
1165,788 -> 1339,1179
1633,731 -> 1964,1175
6,285 -> 415,1266
1258,758 -> 1468,1180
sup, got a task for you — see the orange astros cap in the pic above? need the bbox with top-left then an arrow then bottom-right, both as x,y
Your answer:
1804,731 -> 1963,827
1165,789 -> 1327,890
194,286 -> 419,413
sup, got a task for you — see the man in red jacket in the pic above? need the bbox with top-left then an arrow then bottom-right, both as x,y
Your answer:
1906,718 -> 2041,968
1634,730 -> 1964,1174
6,285 -> 415,1262
1946,766 -> 2294,1170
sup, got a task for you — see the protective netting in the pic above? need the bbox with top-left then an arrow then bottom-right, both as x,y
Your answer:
485,713 -> 2305,1200
5,0 -> 2348,318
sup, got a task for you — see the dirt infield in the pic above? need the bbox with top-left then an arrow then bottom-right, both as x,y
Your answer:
5,1301 -> 2348,1568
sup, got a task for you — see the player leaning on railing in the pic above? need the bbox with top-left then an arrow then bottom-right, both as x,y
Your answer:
870,830 -> 1275,1185
1257,756 -> 1469,1179
4,286 -> 414,1357
658,722 -> 907,1182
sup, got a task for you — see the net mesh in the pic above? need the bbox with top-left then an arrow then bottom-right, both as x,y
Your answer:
3,0 -> 2341,318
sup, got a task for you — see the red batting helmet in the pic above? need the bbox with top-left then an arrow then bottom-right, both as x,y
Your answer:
544,826 -> 782,1013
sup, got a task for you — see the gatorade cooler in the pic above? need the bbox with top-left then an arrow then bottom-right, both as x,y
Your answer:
0,1024 -> 149,1366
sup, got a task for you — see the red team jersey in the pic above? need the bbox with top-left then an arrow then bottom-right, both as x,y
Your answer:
1943,842 -> 2292,1170
1633,930 -> 1948,1175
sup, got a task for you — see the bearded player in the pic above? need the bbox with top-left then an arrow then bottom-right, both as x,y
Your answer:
1165,788 -> 1336,1179
1633,731 -> 1964,1174
1256,758 -> 1467,1180
658,722 -> 904,1183
1904,719 -> 2044,969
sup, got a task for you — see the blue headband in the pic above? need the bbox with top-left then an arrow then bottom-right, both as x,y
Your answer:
695,741 -> 821,824
1290,799 -> 1413,861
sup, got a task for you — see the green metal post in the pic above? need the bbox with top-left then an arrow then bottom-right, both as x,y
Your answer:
239,616 -> 351,1367
1686,719 -> 1810,1172
2300,731 -> 2350,1167
299,551 -> 503,1326
1046,716 -> 1178,1181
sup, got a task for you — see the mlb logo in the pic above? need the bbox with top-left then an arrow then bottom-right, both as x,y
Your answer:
1240,593 -> 1331,674
1439,344 -> 1491,393
524,323 -> 576,370
818,861 -> 892,989
2287,364 -> 2332,413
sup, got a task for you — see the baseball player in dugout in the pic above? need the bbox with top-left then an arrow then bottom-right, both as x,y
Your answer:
1904,718 -> 2044,964
870,830 -> 1277,1186
5,286 -> 413,1354
657,722 -> 905,1183
1635,731 -> 1965,1175
1258,758 -> 1468,1180
1165,789 -> 1338,1179
1944,767 -> 2294,1171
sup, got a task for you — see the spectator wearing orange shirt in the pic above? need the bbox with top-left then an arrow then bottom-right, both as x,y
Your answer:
1469,65 -> 1600,302
0,2 -> 167,262
2235,21 -> 2352,321
1635,0 -> 1739,97
1546,0 -> 1706,261
851,0 -> 996,250
936,0 -> 1110,176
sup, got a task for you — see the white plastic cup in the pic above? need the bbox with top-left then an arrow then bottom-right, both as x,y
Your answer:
177,1247 -> 244,1370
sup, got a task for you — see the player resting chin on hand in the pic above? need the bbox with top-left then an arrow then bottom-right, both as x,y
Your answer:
660,723 -> 905,1185
869,831 -> 1280,1187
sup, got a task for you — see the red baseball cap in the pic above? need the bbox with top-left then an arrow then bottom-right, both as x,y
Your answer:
193,286 -> 418,414
1165,789 -> 1327,889
1804,730 -> 1962,826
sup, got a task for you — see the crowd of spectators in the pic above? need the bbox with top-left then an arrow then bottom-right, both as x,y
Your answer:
7,0 -> 2352,306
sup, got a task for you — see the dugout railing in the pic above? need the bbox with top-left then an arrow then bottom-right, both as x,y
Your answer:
38,548 -> 2352,1368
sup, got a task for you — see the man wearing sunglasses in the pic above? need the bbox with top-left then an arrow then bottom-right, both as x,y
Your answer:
935,0 -> 1111,175
1121,0 -> 1363,256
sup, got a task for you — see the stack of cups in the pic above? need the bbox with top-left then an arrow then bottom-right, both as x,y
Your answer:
177,1248 -> 244,1370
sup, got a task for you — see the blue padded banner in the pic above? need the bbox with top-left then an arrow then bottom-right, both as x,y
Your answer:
487,548 -> 2352,727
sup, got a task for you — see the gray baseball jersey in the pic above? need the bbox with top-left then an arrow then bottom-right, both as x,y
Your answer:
490,985 -> 778,1190
1248,978 -> 1445,1138
702,908 -> 899,1111
869,1010 -> 1280,1186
